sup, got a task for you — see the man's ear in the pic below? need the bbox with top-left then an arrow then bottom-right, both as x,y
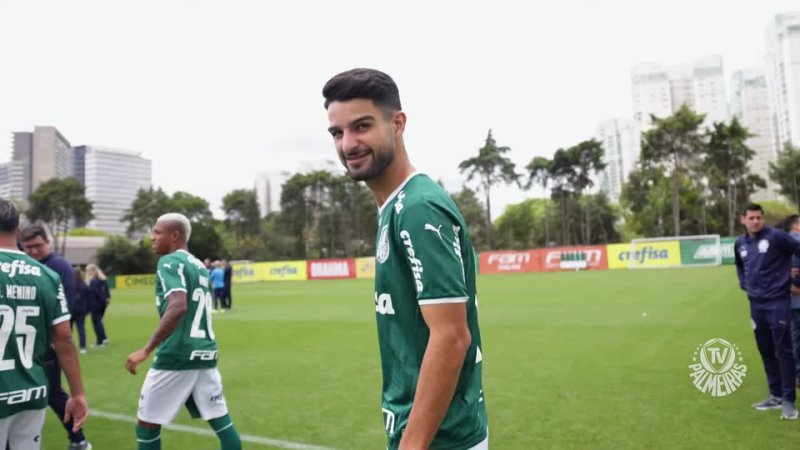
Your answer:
393,111 -> 407,135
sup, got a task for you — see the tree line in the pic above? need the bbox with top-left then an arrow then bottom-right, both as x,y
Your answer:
19,105 -> 800,274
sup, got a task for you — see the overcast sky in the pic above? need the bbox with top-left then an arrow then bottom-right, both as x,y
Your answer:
1,0 -> 798,219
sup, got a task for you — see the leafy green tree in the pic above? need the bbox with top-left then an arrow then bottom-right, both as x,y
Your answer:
525,156 -> 555,245
459,130 -> 518,249
450,186 -> 489,251
769,142 -> 800,211
640,105 -> 706,236
703,118 -> 765,235
222,189 -> 261,240
27,177 -> 93,254
493,198 -> 550,249
121,187 -> 171,237
95,236 -> 156,275
170,191 -> 213,223
565,139 -> 606,244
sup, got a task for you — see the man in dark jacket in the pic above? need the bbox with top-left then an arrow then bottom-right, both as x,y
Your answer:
222,259 -> 233,310
735,204 -> 800,420
21,224 -> 92,450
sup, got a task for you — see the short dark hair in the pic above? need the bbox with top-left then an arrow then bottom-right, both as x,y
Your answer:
0,198 -> 19,233
742,203 -> 764,216
322,68 -> 402,114
20,224 -> 49,243
782,214 -> 800,232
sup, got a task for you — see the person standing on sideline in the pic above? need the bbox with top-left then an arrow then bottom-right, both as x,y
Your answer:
73,267 -> 90,354
736,203 -> 800,420
222,259 -> 233,310
85,264 -> 109,347
323,68 -> 489,450
209,262 -> 225,312
125,213 -> 241,450
781,214 -> 800,387
20,224 -> 93,449
0,199 -> 89,450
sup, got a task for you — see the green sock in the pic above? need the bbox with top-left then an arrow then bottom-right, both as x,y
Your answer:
208,414 -> 242,450
135,424 -> 161,450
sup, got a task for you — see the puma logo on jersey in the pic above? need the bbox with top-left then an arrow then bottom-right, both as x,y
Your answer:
163,263 -> 172,269
424,223 -> 443,239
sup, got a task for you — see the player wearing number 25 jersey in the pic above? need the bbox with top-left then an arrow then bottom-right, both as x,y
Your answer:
0,198 -> 88,450
324,69 -> 488,450
125,213 -> 241,450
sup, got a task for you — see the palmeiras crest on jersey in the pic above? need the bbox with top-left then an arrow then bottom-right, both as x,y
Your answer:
758,239 -> 769,253
688,338 -> 747,397
377,224 -> 390,264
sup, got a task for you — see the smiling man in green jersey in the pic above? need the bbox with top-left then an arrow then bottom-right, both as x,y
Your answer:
125,213 -> 241,450
0,198 -> 88,450
323,69 -> 488,450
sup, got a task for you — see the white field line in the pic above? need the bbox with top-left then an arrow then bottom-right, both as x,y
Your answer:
91,409 -> 339,450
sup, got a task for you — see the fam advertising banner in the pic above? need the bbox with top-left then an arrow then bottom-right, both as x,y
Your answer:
116,274 -> 155,289
539,245 -> 608,271
231,262 -> 268,284
263,261 -> 307,281
307,259 -> 356,280
355,257 -> 376,279
607,241 -> 681,269
479,250 -> 541,274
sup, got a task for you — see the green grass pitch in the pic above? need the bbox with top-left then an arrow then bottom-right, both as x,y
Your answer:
40,266 -> 799,449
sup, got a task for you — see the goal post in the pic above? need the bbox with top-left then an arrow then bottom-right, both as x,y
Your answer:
628,234 -> 722,269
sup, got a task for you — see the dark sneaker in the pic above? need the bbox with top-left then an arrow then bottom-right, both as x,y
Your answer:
781,401 -> 799,420
752,395 -> 783,410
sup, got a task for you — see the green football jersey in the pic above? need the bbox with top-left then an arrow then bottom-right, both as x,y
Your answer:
0,249 -> 70,419
152,249 -> 218,370
374,173 -> 488,450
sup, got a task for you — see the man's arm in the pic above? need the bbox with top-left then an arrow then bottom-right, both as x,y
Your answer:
125,291 -> 188,374
53,321 -> 89,431
735,242 -> 746,291
399,303 -> 471,450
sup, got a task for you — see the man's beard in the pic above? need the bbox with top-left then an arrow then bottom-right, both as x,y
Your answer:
344,142 -> 395,182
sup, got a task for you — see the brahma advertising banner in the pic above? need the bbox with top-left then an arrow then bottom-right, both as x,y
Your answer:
307,259 -> 356,280
539,245 -> 608,271
479,250 -> 541,274
606,241 -> 681,269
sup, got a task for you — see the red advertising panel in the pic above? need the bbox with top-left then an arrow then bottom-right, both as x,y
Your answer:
538,245 -> 608,271
307,259 -> 356,280
479,250 -> 542,274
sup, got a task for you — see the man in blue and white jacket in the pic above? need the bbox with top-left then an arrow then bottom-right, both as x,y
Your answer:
735,203 -> 800,420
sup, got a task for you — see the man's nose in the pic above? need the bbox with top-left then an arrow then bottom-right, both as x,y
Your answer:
341,130 -> 359,152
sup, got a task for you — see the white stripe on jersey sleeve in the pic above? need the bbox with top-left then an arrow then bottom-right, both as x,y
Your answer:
164,287 -> 188,299
419,297 -> 468,305
52,314 -> 71,326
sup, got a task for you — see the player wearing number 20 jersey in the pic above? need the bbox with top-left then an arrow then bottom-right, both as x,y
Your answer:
0,249 -> 71,419
152,249 -> 217,371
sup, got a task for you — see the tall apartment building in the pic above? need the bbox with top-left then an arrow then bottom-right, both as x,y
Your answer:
76,146 -> 152,235
765,12 -> 800,150
632,55 -> 728,131
11,126 -> 74,202
730,70 -> 778,201
595,119 -> 641,202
